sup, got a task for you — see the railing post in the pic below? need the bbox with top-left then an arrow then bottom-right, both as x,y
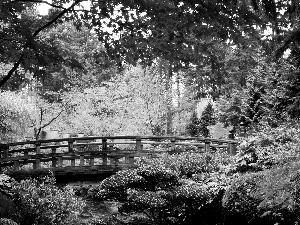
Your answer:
14,160 -> 20,171
51,148 -> 57,167
170,137 -> 176,151
205,140 -> 211,153
58,157 -> 63,167
68,139 -> 74,152
0,144 -> 9,159
34,142 -> 41,169
35,141 -> 41,155
80,155 -> 84,166
129,156 -> 134,165
102,153 -> 107,165
228,130 -> 237,155
102,138 -> 108,151
136,137 -> 142,151
90,157 -> 94,166
35,158 -> 41,169
68,139 -> 75,166
109,156 -> 115,165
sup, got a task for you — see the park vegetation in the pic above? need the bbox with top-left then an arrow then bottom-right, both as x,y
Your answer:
2,0 -> 300,224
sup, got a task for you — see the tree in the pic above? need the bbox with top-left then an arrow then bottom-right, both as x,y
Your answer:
52,64 -> 169,136
186,111 -> 201,137
0,0 -> 272,88
199,102 -> 216,137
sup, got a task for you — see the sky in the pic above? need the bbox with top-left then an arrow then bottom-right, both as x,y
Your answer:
37,0 -> 90,15
37,1 -> 51,15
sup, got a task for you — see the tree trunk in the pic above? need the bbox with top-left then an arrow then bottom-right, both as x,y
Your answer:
165,60 -> 173,135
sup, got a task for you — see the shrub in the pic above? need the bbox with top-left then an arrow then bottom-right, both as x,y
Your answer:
0,218 -> 18,225
95,158 -> 228,225
223,161 -> 300,225
11,176 -> 85,225
137,152 -> 232,179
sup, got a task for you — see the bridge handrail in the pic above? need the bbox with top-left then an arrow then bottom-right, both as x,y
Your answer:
2,135 -> 238,146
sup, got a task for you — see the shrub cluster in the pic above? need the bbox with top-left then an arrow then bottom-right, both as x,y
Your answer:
223,161 -> 300,225
2,176 -> 85,225
94,152 -> 233,225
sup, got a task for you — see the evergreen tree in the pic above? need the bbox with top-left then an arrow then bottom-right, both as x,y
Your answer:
199,102 -> 216,137
186,111 -> 201,137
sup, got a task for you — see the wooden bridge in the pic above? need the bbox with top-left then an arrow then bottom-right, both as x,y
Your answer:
0,136 -> 238,181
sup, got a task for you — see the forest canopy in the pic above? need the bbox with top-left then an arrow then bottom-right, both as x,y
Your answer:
2,0 -> 300,87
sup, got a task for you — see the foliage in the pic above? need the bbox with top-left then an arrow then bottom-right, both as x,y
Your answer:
198,102 -> 216,137
185,111 -> 201,137
10,176 -> 85,225
0,91 -> 33,142
94,151 -> 235,225
138,152 -> 232,179
223,161 -> 300,225
0,218 -> 18,225
1,0 -> 280,87
228,122 -> 300,174
0,90 -> 69,142
54,64 -> 168,136
96,165 -> 221,225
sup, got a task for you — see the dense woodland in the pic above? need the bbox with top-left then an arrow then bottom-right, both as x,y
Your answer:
2,0 -> 300,224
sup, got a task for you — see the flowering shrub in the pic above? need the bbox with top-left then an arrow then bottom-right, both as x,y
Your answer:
11,176 -> 85,225
223,161 -> 300,225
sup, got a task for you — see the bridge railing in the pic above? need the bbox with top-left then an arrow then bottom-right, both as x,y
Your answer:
0,136 -> 238,173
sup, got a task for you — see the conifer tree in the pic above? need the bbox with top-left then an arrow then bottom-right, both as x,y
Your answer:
186,111 -> 201,137
199,102 -> 216,137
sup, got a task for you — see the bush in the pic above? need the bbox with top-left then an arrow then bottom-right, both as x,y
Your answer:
0,218 -> 18,225
228,123 -> 300,174
95,154 -> 230,225
137,152 -> 233,179
223,161 -> 300,225
10,176 -> 85,225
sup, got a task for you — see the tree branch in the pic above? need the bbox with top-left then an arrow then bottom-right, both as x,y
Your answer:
35,107 -> 44,139
41,108 -> 64,129
0,0 -> 83,88
0,53 -> 24,87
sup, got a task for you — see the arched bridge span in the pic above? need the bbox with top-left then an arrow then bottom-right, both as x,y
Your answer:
0,136 -> 237,181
